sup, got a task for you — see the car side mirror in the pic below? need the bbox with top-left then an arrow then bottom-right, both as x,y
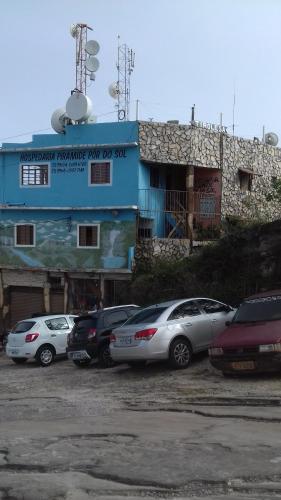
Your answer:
225,320 -> 231,326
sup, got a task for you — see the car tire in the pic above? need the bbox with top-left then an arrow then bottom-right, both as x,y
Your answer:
11,357 -> 27,364
72,359 -> 92,368
35,345 -> 55,367
127,361 -> 147,369
98,343 -> 115,368
169,338 -> 192,369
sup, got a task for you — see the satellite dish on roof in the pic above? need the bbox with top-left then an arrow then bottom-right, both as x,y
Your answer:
265,132 -> 279,146
108,82 -> 119,99
70,23 -> 79,38
85,40 -> 100,56
66,92 -> 92,122
51,108 -> 68,134
85,56 -> 99,72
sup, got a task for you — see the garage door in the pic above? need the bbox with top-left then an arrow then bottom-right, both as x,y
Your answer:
50,291 -> 64,314
9,287 -> 44,328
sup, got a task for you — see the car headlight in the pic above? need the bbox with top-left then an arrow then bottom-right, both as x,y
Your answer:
208,347 -> 223,356
259,343 -> 281,353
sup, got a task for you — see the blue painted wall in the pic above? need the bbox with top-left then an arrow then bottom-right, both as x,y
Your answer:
0,121 -> 140,208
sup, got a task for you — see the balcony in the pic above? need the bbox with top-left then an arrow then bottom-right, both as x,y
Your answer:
138,189 -> 221,240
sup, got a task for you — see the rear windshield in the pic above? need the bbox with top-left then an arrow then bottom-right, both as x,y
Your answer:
12,321 -> 36,333
124,307 -> 167,325
73,317 -> 98,332
233,295 -> 281,323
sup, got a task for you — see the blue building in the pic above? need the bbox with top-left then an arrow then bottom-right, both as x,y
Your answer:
3,116 -> 270,328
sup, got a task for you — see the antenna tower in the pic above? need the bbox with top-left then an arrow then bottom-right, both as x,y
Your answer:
116,36 -> 135,121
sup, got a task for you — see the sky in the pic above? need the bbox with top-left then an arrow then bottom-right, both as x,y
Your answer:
1,0 -> 281,144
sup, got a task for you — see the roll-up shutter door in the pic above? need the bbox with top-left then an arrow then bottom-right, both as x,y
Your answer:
9,287 -> 44,328
50,291 -> 64,314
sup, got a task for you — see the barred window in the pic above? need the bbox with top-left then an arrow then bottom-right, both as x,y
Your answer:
78,225 -> 99,248
21,164 -> 49,186
15,224 -> 35,246
89,162 -> 111,185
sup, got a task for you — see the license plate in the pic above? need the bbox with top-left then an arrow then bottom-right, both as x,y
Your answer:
231,361 -> 255,370
68,351 -> 90,360
10,349 -> 19,355
118,336 -> 132,346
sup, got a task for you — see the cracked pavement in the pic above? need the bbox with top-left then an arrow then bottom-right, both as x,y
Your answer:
1,351 -> 281,499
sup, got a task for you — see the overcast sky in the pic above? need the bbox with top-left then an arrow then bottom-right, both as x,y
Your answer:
1,0 -> 281,144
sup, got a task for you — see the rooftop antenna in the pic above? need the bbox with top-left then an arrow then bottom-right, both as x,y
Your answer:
51,23 -> 100,133
232,83 -> 236,136
69,22 -> 100,95
109,35 -> 135,121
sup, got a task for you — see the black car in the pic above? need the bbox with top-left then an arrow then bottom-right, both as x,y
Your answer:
67,305 -> 140,368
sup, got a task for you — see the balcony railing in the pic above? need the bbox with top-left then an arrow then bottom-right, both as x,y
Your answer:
138,189 -> 221,240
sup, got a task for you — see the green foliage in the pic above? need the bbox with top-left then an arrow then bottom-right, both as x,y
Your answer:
266,177 -> 281,202
132,220 -> 281,307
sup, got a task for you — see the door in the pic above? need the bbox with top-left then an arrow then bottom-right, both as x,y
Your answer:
168,300 -> 212,351
44,316 -> 73,354
196,299 -> 231,338
9,287 -> 44,329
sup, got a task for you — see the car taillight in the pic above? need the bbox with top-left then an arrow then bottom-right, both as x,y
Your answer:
110,333 -> 116,343
135,328 -> 157,341
25,333 -> 40,343
87,328 -> 97,339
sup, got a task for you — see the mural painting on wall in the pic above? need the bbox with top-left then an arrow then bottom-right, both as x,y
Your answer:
0,220 -> 135,270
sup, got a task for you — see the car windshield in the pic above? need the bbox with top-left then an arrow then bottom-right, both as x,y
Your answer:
233,295 -> 281,323
12,321 -> 36,333
124,307 -> 167,325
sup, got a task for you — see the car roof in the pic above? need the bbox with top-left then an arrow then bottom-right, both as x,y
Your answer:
141,297 -> 225,309
87,304 -> 139,313
17,314 -> 77,322
245,289 -> 281,300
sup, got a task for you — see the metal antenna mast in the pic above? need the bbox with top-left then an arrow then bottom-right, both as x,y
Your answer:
70,23 -> 93,94
116,36 -> 135,121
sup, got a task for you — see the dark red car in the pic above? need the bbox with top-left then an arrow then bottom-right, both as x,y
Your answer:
209,290 -> 281,374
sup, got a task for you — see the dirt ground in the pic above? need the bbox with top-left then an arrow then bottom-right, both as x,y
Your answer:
1,350 -> 281,499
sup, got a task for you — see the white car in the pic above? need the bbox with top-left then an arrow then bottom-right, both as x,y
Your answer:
5,314 -> 77,367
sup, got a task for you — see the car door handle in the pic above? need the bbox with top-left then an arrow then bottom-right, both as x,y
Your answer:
211,319 -> 217,323
184,323 -> 192,326
51,334 -> 57,337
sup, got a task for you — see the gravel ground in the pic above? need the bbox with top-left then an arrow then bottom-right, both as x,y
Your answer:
1,350 -> 281,499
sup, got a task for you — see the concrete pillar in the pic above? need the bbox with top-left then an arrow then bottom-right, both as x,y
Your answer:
186,165 -> 194,242
43,283 -> 50,313
63,274 -> 68,313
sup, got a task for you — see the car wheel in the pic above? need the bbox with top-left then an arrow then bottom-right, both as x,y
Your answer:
11,357 -> 27,364
169,338 -> 192,369
98,343 -> 115,368
127,361 -> 147,369
36,345 -> 55,367
72,359 -> 92,368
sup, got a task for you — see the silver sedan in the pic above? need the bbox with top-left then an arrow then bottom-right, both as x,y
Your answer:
110,298 -> 236,369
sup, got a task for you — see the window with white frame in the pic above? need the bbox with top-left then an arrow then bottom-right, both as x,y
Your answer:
20,164 -> 49,186
15,224 -> 35,247
77,224 -> 100,248
89,161 -> 111,185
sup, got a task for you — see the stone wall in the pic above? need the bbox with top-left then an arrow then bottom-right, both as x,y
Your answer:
135,238 -> 190,266
139,121 -> 281,221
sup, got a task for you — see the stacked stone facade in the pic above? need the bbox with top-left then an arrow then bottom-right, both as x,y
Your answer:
139,121 -> 281,222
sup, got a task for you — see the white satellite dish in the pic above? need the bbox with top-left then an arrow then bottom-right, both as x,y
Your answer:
70,23 -> 79,38
51,107 -> 68,134
66,93 -> 93,122
85,40 -> 100,56
108,82 -> 119,99
265,132 -> 279,146
85,56 -> 99,72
